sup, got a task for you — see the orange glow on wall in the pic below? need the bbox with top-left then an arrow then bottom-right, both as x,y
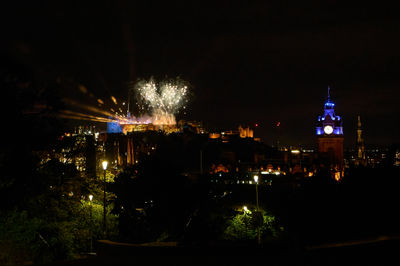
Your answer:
334,171 -> 341,181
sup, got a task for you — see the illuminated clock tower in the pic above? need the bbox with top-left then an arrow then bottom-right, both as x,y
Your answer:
316,87 -> 344,178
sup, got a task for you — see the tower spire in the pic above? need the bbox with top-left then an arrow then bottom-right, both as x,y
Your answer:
327,86 -> 331,99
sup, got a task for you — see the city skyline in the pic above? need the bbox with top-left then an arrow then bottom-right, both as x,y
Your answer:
1,2 -> 400,264
2,2 -> 399,147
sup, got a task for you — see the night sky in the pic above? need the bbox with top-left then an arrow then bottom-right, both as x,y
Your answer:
2,1 -> 400,147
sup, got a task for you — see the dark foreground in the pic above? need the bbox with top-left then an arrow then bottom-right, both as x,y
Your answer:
41,237 -> 399,266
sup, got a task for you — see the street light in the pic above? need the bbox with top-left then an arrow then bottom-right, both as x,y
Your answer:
88,194 -> 93,253
102,161 -> 108,171
254,175 -> 261,244
102,160 -> 108,238
253,175 -> 259,183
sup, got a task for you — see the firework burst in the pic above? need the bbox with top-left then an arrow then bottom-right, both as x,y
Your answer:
133,77 -> 189,125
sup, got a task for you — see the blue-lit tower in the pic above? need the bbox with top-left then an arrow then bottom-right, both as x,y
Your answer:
316,87 -> 343,136
316,87 -> 344,180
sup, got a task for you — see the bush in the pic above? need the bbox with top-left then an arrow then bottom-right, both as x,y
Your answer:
0,210 -> 58,265
223,208 -> 282,242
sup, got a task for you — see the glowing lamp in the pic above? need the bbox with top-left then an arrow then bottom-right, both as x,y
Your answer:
253,175 -> 259,183
89,195 -> 93,201
102,160 -> 108,170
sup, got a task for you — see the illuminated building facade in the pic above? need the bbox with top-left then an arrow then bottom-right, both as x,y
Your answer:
43,126 -> 98,177
316,87 -> 344,179
238,125 -> 254,138
208,125 -> 255,143
108,120 -> 179,135
101,131 -> 160,169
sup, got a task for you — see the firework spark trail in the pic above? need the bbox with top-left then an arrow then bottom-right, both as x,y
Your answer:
111,96 -> 118,105
61,99 -> 131,124
59,110 -> 115,123
61,98 -> 150,125
134,77 -> 189,125
63,99 -> 120,120
56,113 -> 113,123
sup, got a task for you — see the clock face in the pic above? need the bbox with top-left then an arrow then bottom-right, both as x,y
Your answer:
324,125 -> 333,134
